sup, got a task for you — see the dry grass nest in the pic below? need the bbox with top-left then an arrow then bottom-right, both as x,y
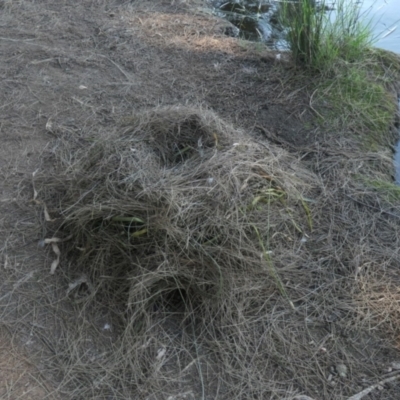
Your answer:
38,106 -> 400,399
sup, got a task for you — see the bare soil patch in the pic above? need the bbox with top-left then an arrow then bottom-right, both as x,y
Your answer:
1,1 -> 400,399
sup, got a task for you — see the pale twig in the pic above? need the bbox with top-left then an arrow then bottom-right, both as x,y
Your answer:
309,89 -> 324,119
97,54 -> 133,82
347,374 -> 400,400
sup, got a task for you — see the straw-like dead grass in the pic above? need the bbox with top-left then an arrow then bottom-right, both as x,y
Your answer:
39,105 -> 320,397
34,105 -> 400,399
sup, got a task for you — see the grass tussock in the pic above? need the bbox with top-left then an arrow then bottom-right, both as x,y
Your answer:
36,106 -> 400,399
315,60 -> 398,147
280,0 -> 373,70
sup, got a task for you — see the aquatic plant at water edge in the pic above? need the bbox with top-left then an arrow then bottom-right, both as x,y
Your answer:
280,0 -> 374,69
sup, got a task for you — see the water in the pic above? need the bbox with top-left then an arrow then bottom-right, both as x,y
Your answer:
211,0 -> 400,53
211,1 -> 284,46
361,0 -> 400,53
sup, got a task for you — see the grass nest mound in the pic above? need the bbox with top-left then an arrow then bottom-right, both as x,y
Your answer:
45,106 -> 317,397
54,106 -> 316,315
39,106 -> 400,399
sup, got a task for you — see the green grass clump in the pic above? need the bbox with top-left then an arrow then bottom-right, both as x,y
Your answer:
364,179 -> 400,203
280,0 -> 325,68
280,0 -> 373,70
316,63 -> 397,147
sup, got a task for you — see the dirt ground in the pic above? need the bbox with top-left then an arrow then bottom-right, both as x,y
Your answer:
1,0 -> 400,399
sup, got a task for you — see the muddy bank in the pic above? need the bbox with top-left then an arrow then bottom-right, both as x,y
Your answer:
1,1 -> 400,399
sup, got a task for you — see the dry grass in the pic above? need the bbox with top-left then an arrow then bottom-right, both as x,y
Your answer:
0,327 -> 59,400
39,105 -> 316,397
32,105 -> 400,399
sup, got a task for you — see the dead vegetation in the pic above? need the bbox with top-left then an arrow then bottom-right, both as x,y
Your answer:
31,104 -> 400,400
38,105 -> 317,398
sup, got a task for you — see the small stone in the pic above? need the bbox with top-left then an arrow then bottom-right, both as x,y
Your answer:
391,361 -> 400,370
336,363 -> 348,378
156,347 -> 166,360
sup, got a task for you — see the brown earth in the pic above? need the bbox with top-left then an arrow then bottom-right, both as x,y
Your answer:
1,0 -> 400,399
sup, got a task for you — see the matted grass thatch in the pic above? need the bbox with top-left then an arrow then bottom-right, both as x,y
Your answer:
38,106 -> 400,399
